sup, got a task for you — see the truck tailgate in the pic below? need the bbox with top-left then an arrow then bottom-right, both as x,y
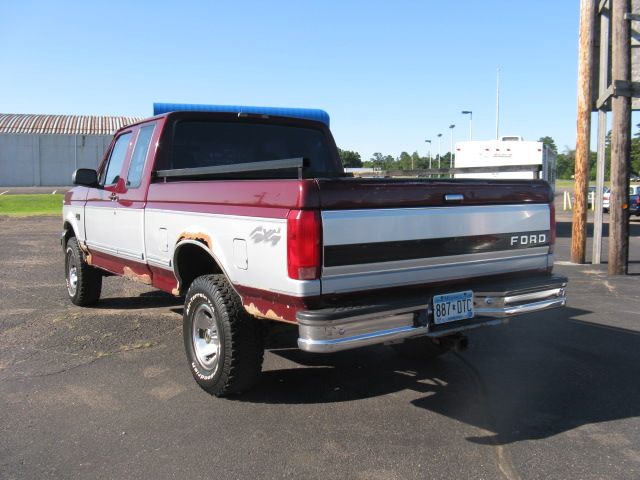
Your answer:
317,178 -> 554,295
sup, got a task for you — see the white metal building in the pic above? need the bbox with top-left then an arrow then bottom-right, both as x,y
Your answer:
0,113 -> 142,186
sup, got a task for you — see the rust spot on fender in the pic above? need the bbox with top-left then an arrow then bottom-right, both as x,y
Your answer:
244,303 -> 287,322
123,266 -> 152,285
178,232 -> 212,250
85,254 -> 93,265
171,287 -> 181,297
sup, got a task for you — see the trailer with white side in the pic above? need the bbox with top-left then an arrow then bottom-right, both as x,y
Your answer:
454,136 -> 557,188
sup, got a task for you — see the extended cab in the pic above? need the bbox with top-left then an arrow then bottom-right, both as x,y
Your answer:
62,107 -> 567,396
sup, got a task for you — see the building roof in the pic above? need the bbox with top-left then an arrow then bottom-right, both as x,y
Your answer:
0,113 -> 144,135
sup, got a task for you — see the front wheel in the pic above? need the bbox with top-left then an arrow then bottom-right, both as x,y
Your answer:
183,275 -> 264,396
65,237 -> 102,306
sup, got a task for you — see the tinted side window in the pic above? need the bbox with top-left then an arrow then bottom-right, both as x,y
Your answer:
127,125 -> 155,188
103,133 -> 132,185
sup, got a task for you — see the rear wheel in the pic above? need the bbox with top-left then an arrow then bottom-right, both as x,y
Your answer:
65,237 -> 102,306
183,274 -> 264,396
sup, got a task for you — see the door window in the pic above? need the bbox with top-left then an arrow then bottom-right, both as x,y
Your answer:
102,132 -> 132,186
127,125 -> 155,188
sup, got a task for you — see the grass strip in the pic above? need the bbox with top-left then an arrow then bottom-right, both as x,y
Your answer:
0,194 -> 64,217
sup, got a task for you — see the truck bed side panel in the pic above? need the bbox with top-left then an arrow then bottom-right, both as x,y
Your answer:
144,181 -> 321,300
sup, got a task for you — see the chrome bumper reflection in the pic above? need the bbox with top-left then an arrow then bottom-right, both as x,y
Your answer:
297,280 -> 567,353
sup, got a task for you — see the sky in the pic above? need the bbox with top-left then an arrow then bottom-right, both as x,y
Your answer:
1,1 -> 583,160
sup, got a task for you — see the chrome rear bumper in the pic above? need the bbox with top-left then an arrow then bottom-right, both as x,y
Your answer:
297,275 -> 567,353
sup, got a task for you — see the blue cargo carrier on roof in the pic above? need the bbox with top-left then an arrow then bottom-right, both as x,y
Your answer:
153,102 -> 330,127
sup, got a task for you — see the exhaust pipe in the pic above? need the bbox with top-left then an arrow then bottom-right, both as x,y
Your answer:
437,334 -> 468,352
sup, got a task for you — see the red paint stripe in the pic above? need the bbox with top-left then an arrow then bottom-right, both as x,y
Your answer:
149,265 -> 178,294
317,178 -> 553,209
146,179 -> 320,210
234,285 -> 321,323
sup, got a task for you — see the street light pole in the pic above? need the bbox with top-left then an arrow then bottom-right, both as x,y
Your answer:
496,67 -> 500,140
449,124 -> 456,170
437,133 -> 442,168
461,110 -> 473,140
425,139 -> 432,169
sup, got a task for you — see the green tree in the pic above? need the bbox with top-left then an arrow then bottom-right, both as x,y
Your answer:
556,149 -> 575,179
440,152 -> 452,169
383,154 -> 396,169
397,151 -> 412,170
538,136 -> 558,154
559,148 -> 601,181
338,148 -> 362,168
631,124 -> 640,175
412,151 -> 429,169
369,152 -> 385,168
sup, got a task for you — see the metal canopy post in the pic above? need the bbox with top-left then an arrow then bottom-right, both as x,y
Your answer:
593,1 -> 611,264
589,0 -> 640,273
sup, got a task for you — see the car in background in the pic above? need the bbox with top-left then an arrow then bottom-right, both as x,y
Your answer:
629,194 -> 640,218
603,185 -> 640,213
586,186 -> 609,211
573,186 -> 609,210
603,187 -> 611,212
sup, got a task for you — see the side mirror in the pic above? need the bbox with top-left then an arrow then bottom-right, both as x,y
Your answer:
72,168 -> 99,187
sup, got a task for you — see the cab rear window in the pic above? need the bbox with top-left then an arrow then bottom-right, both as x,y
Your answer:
168,121 -> 339,178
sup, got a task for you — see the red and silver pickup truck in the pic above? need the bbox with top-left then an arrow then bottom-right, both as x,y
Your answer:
62,106 -> 567,396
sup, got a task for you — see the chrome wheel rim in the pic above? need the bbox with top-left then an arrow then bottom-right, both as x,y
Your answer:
66,249 -> 78,296
192,303 -> 220,370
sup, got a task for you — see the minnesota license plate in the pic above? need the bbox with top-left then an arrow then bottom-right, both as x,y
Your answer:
432,290 -> 474,325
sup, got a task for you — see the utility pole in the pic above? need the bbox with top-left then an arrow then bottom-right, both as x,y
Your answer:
449,125 -> 456,169
437,133 -> 442,168
495,68 -> 500,140
608,0 -> 631,274
571,0 -> 596,264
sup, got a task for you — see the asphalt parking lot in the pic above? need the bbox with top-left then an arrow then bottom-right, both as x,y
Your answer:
1,214 -> 640,479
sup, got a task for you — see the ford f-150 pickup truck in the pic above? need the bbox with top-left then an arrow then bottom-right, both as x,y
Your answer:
62,105 -> 567,396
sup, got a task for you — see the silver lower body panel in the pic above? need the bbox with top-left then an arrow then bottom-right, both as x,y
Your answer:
297,275 -> 567,353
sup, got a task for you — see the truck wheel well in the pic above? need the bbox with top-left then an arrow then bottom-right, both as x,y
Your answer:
174,243 -> 223,294
63,222 -> 75,246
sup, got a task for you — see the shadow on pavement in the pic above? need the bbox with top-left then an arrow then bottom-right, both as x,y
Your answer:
556,220 -> 640,238
237,306 -> 640,446
93,291 -> 182,310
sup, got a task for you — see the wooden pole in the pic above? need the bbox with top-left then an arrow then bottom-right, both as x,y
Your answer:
608,0 -> 631,275
572,0 -> 597,264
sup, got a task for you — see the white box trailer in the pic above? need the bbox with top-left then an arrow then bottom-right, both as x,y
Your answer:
454,136 -> 557,189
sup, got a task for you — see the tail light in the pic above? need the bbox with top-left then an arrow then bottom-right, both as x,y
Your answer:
287,209 -> 322,280
549,202 -> 556,254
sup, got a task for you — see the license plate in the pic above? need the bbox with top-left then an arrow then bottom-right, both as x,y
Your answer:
432,290 -> 474,325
